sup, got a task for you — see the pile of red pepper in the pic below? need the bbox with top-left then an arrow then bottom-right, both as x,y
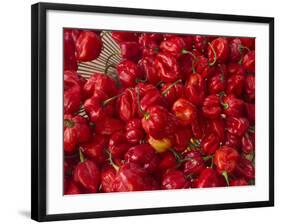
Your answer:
64,29 -> 255,194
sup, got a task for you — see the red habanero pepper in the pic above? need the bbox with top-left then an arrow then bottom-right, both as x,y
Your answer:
108,131 -> 131,159
173,127 -> 193,152
230,178 -> 248,186
202,94 -> 222,119
157,151 -> 178,175
135,82 -> 156,97
73,152 -> 101,193
64,115 -> 91,154
245,75 -> 255,101
138,56 -> 161,85
162,170 -> 191,189
214,146 -> 239,185
227,117 -> 249,137
125,144 -> 159,173
64,30 -> 77,71
242,50 -> 255,74
221,95 -> 245,117
183,151 -> 205,176
193,35 -> 209,55
138,33 -> 161,57
235,156 -> 255,180
140,89 -> 166,114
207,118 -> 226,143
172,98 -> 197,126
240,38 -> 255,50
193,168 -> 220,188
111,32 -> 138,43
226,75 -> 245,97
227,62 -> 245,77
245,103 -> 255,125
148,135 -> 173,154
178,54 -> 193,80
101,165 -> 116,193
75,31 -> 102,62
125,119 -> 145,144
160,36 -> 191,59
229,38 -> 243,62
208,72 -> 226,94
95,117 -> 124,135
117,88 -> 138,122
82,73 -> 118,99
119,41 -> 141,60
84,90 -> 121,122
116,60 -> 142,87
161,80 -> 184,107
155,52 -> 181,83
208,37 -> 230,64
225,132 -> 242,149
185,73 -> 206,106
80,135 -> 108,165
241,133 -> 254,154
64,178 -> 82,195
201,133 -> 220,155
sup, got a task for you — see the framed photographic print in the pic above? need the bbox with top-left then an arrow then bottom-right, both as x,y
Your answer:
31,2 -> 274,222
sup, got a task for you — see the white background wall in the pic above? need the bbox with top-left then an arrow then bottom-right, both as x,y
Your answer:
0,0 -> 279,223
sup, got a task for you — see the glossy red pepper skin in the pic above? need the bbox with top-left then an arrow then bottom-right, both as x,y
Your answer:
227,63 -> 245,77
229,38 -> 243,62
173,127 -> 193,152
160,36 -> 188,58
245,75 -> 255,101
208,37 -> 230,64
75,31 -> 102,62
73,160 -> 101,193
185,73 -> 206,106
125,119 -> 145,144
202,95 -> 222,119
112,163 -> 159,192
80,135 -> 108,165
82,73 -> 118,99
111,32 -> 138,43
108,131 -> 131,159
183,151 -> 205,176
241,133 -> 254,154
230,178 -> 248,186
172,98 -> 197,126
117,60 -> 142,87
125,144 -> 159,173
207,118 -> 226,143
84,90 -> 116,122
242,51 -> 255,74
64,71 -> 81,115
191,112 -> 207,139
64,178 -> 82,195
117,88 -> 138,122
142,105 -> 179,140
64,115 -> 91,153
119,41 -> 141,60
221,95 -> 245,117
140,89 -> 166,114
138,33 -> 161,57
225,132 -> 242,149
193,168 -> 220,188
226,75 -> 245,97
64,30 -> 78,71
240,38 -> 255,50
162,170 -> 190,189
227,117 -> 249,137
161,82 -> 184,107
201,133 -> 220,155
178,54 -> 193,80
193,35 -> 209,55
157,151 -> 178,175
214,146 -> 239,174
138,56 -> 160,85
208,72 -> 226,94
245,103 -> 255,125
235,156 -> 255,180
101,165 -> 116,193
155,52 -> 181,83
95,117 -> 124,135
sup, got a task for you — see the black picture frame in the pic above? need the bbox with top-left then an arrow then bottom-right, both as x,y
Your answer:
31,2 -> 274,222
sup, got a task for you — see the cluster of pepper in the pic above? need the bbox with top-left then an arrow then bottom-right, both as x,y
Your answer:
64,29 -> 255,194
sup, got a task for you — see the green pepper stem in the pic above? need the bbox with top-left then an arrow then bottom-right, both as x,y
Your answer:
208,42 -> 217,66
104,63 -> 116,75
238,44 -> 251,52
222,171 -> 230,186
102,92 -> 124,106
79,148 -> 85,163
64,119 -> 74,128
181,49 -> 197,60
105,150 -> 119,171
161,79 -> 182,96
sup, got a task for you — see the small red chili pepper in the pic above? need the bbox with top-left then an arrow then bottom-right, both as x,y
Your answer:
183,151 -> 205,176
185,73 -> 206,106
245,75 -> 255,101
125,118 -> 145,144
73,151 -> 101,193
241,133 -> 254,154
82,73 -> 118,100
117,88 -> 138,122
162,170 -> 191,189
227,117 -> 249,137
208,37 -> 229,64
202,94 -> 222,119
226,75 -> 245,97
193,167 -> 220,188
201,133 -> 220,155
125,144 -> 159,173
64,115 -> 91,153
108,131 -> 131,159
173,127 -> 193,152
95,117 -> 124,135
221,95 -> 245,117
214,146 -> 239,185
80,134 -> 108,165
161,80 -> 184,107
117,60 -> 142,87
155,52 -> 181,83
75,31 -> 102,62
242,50 -> 255,74
138,56 -> 161,85
172,98 -> 197,126
64,30 -> 77,71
